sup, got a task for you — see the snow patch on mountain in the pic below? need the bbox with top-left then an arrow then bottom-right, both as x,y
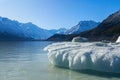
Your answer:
65,20 -> 100,34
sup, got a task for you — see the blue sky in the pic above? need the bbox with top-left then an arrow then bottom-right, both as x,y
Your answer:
0,0 -> 119,29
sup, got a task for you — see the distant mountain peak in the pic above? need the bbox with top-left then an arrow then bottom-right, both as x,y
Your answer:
65,20 -> 100,34
49,28 -> 67,34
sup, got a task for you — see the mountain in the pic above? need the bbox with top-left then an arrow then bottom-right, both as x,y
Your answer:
47,20 -> 100,41
79,10 -> 120,41
49,28 -> 67,34
47,10 -> 120,42
0,17 -> 66,41
65,20 -> 100,34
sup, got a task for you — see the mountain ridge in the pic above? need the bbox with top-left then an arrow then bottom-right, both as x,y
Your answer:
0,16 -> 66,41
47,10 -> 120,42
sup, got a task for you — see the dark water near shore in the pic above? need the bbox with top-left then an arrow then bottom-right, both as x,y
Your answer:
0,41 -> 120,80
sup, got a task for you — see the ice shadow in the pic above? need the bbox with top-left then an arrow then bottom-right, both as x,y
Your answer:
73,69 -> 120,78
55,65 -> 120,78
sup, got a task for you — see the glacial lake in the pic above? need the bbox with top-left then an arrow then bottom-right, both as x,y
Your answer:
0,41 -> 120,80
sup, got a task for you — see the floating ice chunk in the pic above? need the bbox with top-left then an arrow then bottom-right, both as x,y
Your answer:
44,42 -> 120,73
72,37 -> 88,42
116,36 -> 120,43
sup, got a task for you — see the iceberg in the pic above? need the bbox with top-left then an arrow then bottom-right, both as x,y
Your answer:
44,42 -> 120,73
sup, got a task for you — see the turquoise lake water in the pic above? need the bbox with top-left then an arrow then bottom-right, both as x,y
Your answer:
0,41 -> 120,80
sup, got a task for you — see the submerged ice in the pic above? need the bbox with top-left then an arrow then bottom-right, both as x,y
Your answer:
44,42 -> 120,73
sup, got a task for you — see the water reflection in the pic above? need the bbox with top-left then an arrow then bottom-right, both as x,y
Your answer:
0,41 -> 52,61
46,65 -> 120,80
0,41 -> 119,80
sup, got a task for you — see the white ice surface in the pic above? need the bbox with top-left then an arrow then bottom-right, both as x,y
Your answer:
44,42 -> 120,73
116,36 -> 120,43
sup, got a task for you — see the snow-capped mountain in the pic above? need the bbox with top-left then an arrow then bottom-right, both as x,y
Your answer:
65,20 -> 100,34
0,17 -> 55,40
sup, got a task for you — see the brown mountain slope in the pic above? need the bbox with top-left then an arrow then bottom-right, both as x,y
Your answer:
79,10 -> 120,42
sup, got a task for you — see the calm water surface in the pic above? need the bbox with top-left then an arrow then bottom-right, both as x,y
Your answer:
0,41 -> 120,80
